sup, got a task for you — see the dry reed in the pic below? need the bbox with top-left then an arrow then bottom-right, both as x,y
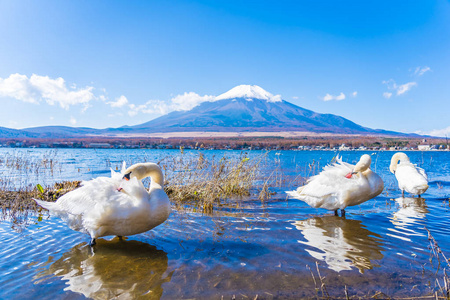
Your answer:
160,152 -> 269,212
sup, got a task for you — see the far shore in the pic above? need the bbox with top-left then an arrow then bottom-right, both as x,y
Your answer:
100,131 -> 373,138
1,131 -> 448,151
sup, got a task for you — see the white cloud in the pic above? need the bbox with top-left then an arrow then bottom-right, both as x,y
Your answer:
322,92 -> 346,101
107,95 -> 129,108
70,117 -> 77,125
382,79 -> 417,96
383,92 -> 392,99
171,92 -> 215,111
0,73 -> 96,109
323,94 -> 333,101
336,93 -> 346,100
127,92 -> 215,116
417,126 -> 450,137
414,66 -> 431,76
292,96 -> 299,100
352,91 -> 357,97
128,103 -> 146,117
396,82 -> 417,95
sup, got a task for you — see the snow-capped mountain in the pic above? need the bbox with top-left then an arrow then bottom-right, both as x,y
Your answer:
130,85 -> 395,135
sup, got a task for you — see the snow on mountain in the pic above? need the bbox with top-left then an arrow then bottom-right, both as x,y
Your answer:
215,85 -> 282,102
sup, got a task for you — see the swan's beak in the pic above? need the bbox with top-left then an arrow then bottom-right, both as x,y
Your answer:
117,187 -> 123,192
345,171 -> 357,179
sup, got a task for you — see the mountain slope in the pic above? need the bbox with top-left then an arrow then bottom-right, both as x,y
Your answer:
0,127 -> 40,138
131,97 -> 386,134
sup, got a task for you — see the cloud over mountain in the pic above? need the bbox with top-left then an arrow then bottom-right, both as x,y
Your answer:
322,92 -> 346,101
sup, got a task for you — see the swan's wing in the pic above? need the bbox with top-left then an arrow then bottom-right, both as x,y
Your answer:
314,159 -> 353,181
416,166 -> 428,180
302,170 -> 351,197
110,168 -> 123,181
396,164 -> 428,194
117,176 -> 148,200
48,174 -> 128,216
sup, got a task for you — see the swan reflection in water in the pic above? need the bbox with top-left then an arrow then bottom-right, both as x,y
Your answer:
388,197 -> 429,241
34,238 -> 172,299
293,216 -> 384,273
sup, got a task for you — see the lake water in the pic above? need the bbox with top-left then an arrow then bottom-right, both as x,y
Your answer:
1,149 -> 450,299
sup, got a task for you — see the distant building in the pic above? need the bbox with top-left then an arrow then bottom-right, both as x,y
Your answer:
417,145 -> 430,151
339,144 -> 350,151
88,143 -> 111,148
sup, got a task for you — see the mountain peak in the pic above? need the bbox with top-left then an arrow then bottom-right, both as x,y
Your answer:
215,85 -> 282,102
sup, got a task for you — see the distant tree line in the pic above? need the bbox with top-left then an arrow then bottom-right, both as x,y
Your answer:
0,135 -> 447,150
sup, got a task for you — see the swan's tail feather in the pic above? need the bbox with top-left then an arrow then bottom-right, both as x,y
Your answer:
286,191 -> 298,198
33,198 -> 58,211
286,190 -> 301,199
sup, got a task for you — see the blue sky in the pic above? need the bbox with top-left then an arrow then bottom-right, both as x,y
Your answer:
0,0 -> 449,136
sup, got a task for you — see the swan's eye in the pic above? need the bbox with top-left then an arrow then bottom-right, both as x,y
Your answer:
123,172 -> 131,181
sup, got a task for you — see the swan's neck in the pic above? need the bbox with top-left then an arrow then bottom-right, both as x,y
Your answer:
125,163 -> 164,186
354,155 -> 371,172
390,152 -> 410,173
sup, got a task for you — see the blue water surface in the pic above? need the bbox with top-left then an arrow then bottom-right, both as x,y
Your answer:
0,149 -> 449,299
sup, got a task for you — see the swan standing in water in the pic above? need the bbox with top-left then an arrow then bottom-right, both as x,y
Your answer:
390,152 -> 428,197
34,162 -> 171,246
287,154 -> 384,216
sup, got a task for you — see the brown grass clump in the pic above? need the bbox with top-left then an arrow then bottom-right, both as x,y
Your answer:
161,152 -> 267,212
0,181 -> 81,226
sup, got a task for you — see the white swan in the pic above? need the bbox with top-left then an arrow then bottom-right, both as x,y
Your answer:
34,162 -> 171,245
287,154 -> 384,216
390,152 -> 428,197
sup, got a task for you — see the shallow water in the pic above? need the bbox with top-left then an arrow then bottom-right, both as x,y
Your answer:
1,149 -> 450,299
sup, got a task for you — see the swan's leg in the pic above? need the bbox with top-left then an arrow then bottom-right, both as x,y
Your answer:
402,190 -> 404,197
418,194 -> 422,198
89,238 -> 96,246
341,209 -> 346,217
117,236 -> 123,240
334,210 -> 338,216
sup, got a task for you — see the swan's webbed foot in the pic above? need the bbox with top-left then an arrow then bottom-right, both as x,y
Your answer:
89,238 -> 96,246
